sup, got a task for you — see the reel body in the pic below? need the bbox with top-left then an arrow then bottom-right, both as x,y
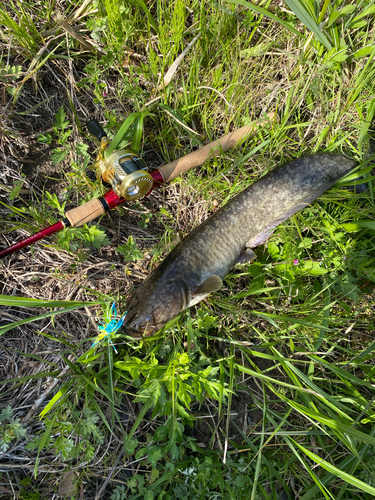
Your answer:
87,119 -> 153,201
96,149 -> 153,200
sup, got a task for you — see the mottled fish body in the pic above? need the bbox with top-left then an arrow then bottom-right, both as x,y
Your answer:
123,154 -> 355,337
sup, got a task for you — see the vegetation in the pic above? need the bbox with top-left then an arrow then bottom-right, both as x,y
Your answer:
1,0 -> 375,498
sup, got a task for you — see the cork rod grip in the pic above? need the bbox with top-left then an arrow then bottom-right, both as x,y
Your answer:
156,111 -> 276,183
65,198 -> 106,227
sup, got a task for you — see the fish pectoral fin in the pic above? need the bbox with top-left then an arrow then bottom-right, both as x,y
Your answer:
238,248 -> 257,264
192,275 -> 223,298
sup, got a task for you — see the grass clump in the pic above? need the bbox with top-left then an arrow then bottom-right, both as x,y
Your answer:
1,0 -> 375,499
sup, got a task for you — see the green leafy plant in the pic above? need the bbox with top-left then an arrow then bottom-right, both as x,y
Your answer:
27,408 -> 104,463
0,62 -> 22,81
115,351 -> 230,460
8,179 -> 25,200
57,224 -> 111,253
110,485 -> 127,500
0,405 -> 27,452
38,106 -> 72,165
116,236 -> 144,262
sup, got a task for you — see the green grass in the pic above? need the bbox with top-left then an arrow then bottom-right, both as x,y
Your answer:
1,0 -> 375,499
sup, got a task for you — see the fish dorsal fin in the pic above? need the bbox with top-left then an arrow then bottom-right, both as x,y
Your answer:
192,275 -> 223,297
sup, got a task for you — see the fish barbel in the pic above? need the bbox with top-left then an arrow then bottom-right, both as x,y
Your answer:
122,154 -> 355,338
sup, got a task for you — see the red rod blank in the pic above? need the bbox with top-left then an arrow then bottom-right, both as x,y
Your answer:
0,221 -> 65,259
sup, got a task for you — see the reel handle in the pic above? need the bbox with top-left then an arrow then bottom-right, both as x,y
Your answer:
87,119 -> 107,141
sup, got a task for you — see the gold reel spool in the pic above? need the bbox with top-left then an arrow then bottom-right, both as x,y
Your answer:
96,149 -> 153,200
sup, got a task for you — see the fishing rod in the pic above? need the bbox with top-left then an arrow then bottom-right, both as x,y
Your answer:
0,112 -> 274,260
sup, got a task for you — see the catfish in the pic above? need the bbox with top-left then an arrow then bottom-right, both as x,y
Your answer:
122,154 -> 355,338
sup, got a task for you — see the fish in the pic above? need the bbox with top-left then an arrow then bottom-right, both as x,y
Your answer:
122,154 -> 355,338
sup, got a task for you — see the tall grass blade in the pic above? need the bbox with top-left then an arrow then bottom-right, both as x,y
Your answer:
157,104 -> 200,135
34,411 -> 58,478
226,0 -> 303,39
0,303 -> 101,337
251,382 -> 266,500
0,295 -> 100,308
132,0 -> 159,35
286,399 -> 375,446
315,284 -> 331,350
284,0 -> 332,49
358,97 -> 375,151
106,114 -> 139,155
39,384 -> 70,418
236,363 -> 323,396
292,438 -> 375,496
131,112 -> 145,152
223,344 -> 235,464
300,424 -> 375,499
285,436 -> 333,500
107,345 -> 115,427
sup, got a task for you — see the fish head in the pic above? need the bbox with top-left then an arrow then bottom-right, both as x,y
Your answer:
122,278 -> 189,339
122,273 -> 223,339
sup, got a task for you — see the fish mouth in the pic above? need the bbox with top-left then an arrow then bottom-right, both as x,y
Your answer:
122,318 -> 158,339
123,279 -> 187,339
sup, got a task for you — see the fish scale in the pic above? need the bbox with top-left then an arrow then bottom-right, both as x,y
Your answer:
122,154 -> 355,338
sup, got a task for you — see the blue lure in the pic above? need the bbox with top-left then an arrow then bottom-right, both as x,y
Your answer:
92,303 -> 127,353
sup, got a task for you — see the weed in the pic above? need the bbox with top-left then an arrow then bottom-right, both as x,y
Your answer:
116,236 -> 144,262
0,405 -> 27,452
27,408 -> 104,463
38,107 -> 72,165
